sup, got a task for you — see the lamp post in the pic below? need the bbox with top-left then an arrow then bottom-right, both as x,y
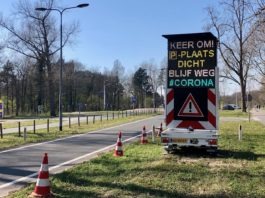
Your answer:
36,3 -> 89,131
160,68 -> 166,108
103,80 -> 111,110
103,81 -> 106,110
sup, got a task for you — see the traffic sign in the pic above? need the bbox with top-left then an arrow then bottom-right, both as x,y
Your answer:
178,93 -> 203,117
163,32 -> 218,130
131,96 -> 136,104
164,32 -> 217,88
173,87 -> 208,121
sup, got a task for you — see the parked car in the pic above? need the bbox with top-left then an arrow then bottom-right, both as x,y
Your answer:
222,104 -> 240,110
232,104 -> 241,109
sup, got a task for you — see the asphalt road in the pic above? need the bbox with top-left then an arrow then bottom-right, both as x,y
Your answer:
0,115 -> 164,197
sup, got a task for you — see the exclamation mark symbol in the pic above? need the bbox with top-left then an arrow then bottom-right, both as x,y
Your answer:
189,101 -> 192,112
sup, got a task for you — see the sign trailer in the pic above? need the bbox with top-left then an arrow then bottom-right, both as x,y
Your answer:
161,32 -> 219,153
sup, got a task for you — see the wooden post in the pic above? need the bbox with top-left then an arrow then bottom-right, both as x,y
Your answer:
33,120 -> 36,134
86,115 -> 88,125
101,114 -> 102,122
69,116 -> 71,128
78,115 -> 80,127
112,112 -> 114,120
24,127 -> 26,141
47,119 -> 49,133
107,112 -> 108,120
0,123 -> 3,139
18,122 -> 21,137
93,115 -> 95,124
152,125 -> 155,143
238,124 -> 243,141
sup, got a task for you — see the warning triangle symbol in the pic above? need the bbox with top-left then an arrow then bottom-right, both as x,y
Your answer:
178,93 -> 204,117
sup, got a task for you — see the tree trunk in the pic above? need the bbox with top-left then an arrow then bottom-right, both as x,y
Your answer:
241,80 -> 247,112
6,81 -> 9,115
21,76 -> 26,113
36,61 -> 44,111
11,83 -> 14,115
46,60 -> 56,117
15,78 -> 20,116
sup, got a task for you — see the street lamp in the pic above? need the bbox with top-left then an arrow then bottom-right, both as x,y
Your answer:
36,3 -> 89,131
104,81 -> 106,110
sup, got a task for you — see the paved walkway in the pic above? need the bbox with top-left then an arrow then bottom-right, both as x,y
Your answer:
251,109 -> 265,125
220,117 -> 249,122
1,116 -> 103,134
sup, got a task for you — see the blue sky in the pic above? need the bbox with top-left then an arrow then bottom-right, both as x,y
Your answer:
1,0 -> 218,74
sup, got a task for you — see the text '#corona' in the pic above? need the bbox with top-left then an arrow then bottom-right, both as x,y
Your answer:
169,78 -> 214,88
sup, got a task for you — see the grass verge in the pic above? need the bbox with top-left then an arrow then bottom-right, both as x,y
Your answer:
7,119 -> 265,198
219,110 -> 249,118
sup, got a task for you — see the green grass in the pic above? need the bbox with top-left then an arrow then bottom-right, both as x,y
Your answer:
219,110 -> 249,118
7,119 -> 265,198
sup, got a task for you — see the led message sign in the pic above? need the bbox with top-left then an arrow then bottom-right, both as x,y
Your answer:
165,33 -> 217,88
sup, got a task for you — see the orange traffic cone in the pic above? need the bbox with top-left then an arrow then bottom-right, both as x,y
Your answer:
30,153 -> 52,198
114,131 -> 123,157
140,126 -> 148,144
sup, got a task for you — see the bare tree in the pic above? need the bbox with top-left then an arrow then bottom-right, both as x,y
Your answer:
111,59 -> 125,109
0,0 -> 78,116
0,60 -> 15,114
157,58 -> 167,106
140,60 -> 160,109
111,59 -> 125,79
206,0 -> 259,112
251,0 -> 265,84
